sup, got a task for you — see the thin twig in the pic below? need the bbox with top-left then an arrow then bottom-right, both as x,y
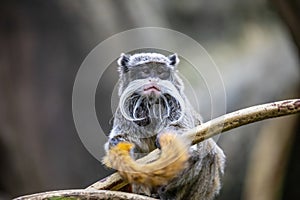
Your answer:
87,99 -> 300,191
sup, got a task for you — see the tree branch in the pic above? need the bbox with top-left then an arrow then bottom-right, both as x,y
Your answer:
14,189 -> 157,200
87,99 -> 300,191
14,99 -> 300,199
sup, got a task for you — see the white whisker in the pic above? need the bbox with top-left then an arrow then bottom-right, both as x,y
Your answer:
133,97 -> 145,120
119,80 -> 145,121
161,95 -> 170,118
118,78 -> 186,124
158,98 -> 162,120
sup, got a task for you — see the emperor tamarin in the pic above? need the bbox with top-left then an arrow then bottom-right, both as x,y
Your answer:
104,52 -> 225,200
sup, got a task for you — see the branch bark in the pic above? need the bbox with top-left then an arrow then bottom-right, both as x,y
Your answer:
14,99 -> 300,199
14,189 -> 157,200
87,99 -> 300,191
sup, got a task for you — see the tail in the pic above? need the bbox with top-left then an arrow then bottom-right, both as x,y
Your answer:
102,133 -> 190,187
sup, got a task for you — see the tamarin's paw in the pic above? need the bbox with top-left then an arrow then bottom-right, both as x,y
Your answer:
102,133 -> 191,188
108,135 -> 126,147
102,141 -> 133,168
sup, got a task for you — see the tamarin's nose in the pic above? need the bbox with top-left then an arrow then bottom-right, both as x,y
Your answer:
148,78 -> 158,82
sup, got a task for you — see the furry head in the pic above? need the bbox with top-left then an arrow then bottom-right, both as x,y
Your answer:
116,53 -> 186,126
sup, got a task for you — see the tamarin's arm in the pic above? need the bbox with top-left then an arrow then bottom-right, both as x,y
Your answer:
102,133 -> 190,188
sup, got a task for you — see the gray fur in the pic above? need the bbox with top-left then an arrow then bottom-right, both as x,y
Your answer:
105,52 -> 225,200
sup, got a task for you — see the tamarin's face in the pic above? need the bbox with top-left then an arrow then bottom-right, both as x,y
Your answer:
117,53 -> 185,125
118,53 -> 178,96
127,62 -> 172,98
128,62 -> 172,97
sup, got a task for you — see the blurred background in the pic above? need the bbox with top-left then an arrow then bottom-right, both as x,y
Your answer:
0,0 -> 299,199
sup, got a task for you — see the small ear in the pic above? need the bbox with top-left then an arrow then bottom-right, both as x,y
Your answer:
168,53 -> 179,67
117,53 -> 130,73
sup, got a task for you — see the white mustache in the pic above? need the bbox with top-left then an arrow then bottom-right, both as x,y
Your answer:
119,79 -> 186,123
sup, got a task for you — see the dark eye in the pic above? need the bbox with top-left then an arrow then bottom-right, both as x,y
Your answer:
157,66 -> 170,79
142,67 -> 150,74
136,66 -> 151,78
157,67 -> 164,74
